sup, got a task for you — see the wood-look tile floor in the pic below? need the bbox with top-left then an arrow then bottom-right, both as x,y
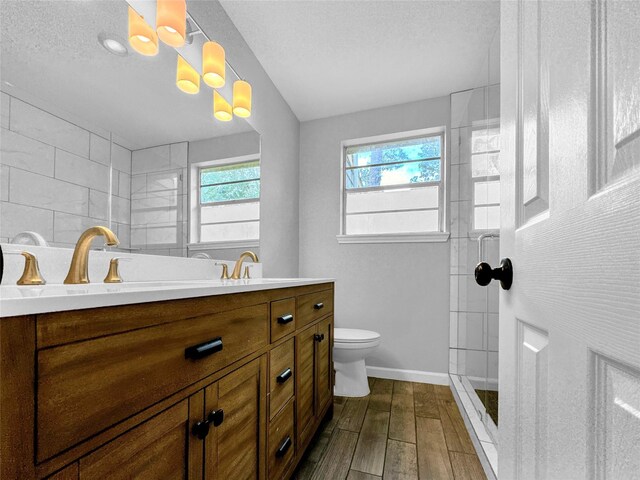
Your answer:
292,378 -> 487,480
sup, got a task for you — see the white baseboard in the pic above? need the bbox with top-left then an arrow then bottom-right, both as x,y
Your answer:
366,366 -> 450,385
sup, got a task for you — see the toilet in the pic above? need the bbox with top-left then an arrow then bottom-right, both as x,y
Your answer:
333,328 -> 381,397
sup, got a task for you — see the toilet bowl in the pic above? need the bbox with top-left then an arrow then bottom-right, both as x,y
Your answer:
333,328 -> 381,397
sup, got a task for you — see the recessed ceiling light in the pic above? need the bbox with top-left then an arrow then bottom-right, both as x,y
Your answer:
98,32 -> 128,57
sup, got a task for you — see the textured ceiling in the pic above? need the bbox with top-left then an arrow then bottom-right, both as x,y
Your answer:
220,0 -> 500,121
1,0 -> 255,150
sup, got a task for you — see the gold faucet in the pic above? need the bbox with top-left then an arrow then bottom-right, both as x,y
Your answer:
64,226 -> 119,284
230,251 -> 259,280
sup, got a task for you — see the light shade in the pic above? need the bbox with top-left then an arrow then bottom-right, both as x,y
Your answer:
128,7 -> 158,56
202,41 -> 226,88
233,80 -> 252,118
176,56 -> 200,94
156,0 -> 186,47
214,91 -> 233,121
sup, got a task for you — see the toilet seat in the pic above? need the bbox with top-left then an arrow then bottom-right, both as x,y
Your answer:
334,328 -> 381,343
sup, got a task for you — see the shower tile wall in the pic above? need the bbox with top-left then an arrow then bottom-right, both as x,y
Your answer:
449,85 -> 500,391
0,93 -> 132,249
130,142 -> 188,257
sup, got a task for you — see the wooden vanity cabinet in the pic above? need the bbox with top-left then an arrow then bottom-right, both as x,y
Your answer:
0,283 -> 334,480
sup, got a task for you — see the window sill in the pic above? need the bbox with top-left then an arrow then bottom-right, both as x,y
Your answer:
188,239 -> 259,251
336,232 -> 450,244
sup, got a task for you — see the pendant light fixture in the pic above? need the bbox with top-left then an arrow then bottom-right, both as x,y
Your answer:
214,91 -> 233,121
202,41 -> 226,88
176,55 -> 200,94
232,80 -> 252,118
128,7 -> 158,56
156,0 -> 186,47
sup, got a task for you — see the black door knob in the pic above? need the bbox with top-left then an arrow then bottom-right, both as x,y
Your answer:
475,258 -> 513,290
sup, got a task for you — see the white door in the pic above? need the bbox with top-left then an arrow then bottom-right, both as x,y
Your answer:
498,0 -> 640,479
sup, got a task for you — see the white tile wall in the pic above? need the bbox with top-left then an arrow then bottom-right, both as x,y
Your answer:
1,127 -> 55,176
53,212 -> 105,245
9,168 -> 89,216
111,143 -> 132,174
89,190 -> 109,221
0,92 -> 9,129
89,133 -> 111,166
0,165 -> 8,202
55,149 -> 110,192
10,98 -> 90,157
112,196 -> 131,225
0,202 -> 54,241
0,94 -> 132,247
118,172 -> 131,199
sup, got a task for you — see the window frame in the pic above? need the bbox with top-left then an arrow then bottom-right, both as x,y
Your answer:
189,154 -> 261,248
470,123 -> 501,233
338,128 -> 449,243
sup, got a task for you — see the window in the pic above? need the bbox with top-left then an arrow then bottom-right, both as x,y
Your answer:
341,132 -> 444,237
471,126 -> 500,230
197,159 -> 260,243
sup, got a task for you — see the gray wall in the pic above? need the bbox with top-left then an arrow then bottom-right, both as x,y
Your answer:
190,1 -> 301,277
299,96 -> 451,375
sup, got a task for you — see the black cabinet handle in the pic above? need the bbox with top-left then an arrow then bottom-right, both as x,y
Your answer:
191,420 -> 210,440
276,368 -> 292,384
191,408 -> 224,440
314,333 -> 325,342
276,436 -> 292,458
185,337 -> 223,360
277,314 -> 294,325
313,302 -> 324,310
207,408 -> 224,427
475,258 -> 513,290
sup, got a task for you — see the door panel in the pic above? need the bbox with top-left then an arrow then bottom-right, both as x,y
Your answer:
501,0 -> 640,478
296,324 -> 316,449
79,400 -> 189,480
204,359 -> 261,480
316,316 -> 333,413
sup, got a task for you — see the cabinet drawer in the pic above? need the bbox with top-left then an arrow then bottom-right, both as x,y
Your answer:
37,303 -> 268,462
270,298 -> 296,343
269,338 -> 294,420
268,398 -> 295,480
296,289 -> 333,328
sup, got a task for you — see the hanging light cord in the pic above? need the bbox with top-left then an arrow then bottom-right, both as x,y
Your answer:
186,11 -> 243,81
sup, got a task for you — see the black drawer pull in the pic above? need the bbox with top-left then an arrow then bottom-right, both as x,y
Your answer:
276,436 -> 292,458
185,337 -> 223,360
277,314 -> 294,324
314,333 -> 325,342
276,368 -> 292,384
313,302 -> 324,310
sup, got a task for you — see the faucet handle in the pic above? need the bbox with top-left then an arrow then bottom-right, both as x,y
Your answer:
215,262 -> 230,280
243,265 -> 253,279
6,251 -> 47,285
104,257 -> 131,284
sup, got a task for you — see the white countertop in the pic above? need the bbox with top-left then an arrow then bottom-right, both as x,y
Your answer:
0,278 -> 334,317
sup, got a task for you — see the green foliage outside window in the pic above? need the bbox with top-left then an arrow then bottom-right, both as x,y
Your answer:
200,160 -> 260,204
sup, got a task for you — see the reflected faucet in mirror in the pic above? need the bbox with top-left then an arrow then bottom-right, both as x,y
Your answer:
231,251 -> 259,280
11,231 -> 49,247
64,226 -> 120,284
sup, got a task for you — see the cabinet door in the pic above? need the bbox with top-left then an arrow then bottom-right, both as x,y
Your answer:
295,324 -> 317,450
204,358 -> 263,480
315,316 -> 333,413
78,400 -> 189,480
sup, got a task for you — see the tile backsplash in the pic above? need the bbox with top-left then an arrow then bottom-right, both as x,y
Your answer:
0,93 -> 132,249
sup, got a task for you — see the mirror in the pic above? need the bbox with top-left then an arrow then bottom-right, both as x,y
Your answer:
0,0 -> 260,258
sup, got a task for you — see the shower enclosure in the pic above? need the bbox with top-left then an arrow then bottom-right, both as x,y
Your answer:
448,27 -> 500,477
